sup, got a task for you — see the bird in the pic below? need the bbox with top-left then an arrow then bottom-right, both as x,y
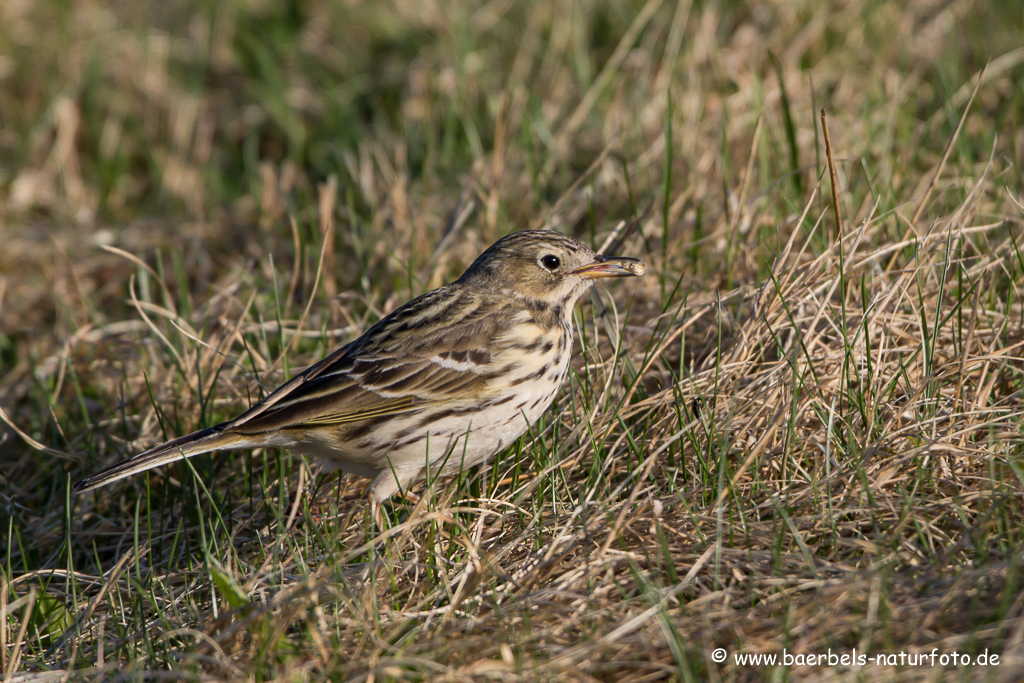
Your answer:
74,229 -> 644,519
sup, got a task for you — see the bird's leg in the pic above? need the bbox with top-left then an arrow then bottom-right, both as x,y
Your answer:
370,488 -> 423,532
370,497 -> 386,533
367,465 -> 426,531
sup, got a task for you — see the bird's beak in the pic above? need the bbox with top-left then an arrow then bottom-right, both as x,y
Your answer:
572,255 -> 646,279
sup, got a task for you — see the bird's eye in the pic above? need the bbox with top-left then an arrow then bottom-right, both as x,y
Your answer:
540,254 -> 561,270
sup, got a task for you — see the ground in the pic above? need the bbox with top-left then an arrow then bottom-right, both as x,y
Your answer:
2,1 -> 1024,680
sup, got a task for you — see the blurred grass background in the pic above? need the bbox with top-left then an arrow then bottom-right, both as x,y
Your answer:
2,0 -> 1024,679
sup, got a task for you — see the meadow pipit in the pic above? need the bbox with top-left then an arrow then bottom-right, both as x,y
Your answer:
75,230 -> 644,512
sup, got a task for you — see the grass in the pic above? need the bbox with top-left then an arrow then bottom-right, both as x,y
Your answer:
2,0 -> 1024,680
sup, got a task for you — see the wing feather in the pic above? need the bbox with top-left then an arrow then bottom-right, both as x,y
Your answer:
220,290 -> 502,438
299,397 -> 418,426
227,354 -> 492,436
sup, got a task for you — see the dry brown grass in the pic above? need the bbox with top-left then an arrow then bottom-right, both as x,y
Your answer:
2,0 -> 1024,680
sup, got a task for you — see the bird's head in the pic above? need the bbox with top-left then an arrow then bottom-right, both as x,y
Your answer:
459,230 -> 644,309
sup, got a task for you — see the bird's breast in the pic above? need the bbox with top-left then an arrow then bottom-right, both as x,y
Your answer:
485,317 -> 573,424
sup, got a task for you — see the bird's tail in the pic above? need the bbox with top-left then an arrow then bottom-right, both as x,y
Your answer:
74,427 -> 247,494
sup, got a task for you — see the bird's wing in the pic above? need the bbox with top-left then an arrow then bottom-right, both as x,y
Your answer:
224,349 -> 494,435
224,289 -> 503,435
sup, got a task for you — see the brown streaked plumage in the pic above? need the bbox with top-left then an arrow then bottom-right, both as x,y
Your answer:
74,230 -> 644,514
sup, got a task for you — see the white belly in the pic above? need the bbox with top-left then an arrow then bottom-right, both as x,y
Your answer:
297,315 -> 573,500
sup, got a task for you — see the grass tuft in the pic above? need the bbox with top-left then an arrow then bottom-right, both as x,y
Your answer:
2,0 -> 1024,679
